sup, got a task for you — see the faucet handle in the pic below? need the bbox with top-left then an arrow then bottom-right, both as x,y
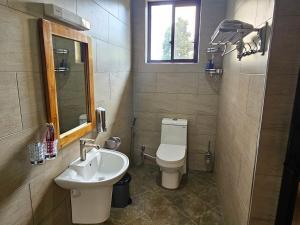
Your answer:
80,138 -> 95,144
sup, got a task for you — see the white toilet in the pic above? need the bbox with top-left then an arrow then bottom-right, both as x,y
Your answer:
156,118 -> 187,189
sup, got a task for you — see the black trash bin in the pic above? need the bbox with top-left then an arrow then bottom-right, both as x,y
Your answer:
112,173 -> 132,208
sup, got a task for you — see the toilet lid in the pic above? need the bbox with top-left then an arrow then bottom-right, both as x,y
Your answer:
156,144 -> 186,163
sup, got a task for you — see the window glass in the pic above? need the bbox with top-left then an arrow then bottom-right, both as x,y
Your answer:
174,6 -> 196,60
150,4 -> 172,60
148,1 -> 199,63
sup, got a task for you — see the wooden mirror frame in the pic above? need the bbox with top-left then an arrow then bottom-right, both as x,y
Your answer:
39,19 -> 95,149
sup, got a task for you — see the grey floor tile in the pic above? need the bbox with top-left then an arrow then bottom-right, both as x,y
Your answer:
107,164 -> 223,225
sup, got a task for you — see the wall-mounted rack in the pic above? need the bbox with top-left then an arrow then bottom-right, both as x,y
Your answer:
55,67 -> 70,72
54,48 -> 69,54
209,20 -> 268,61
54,48 -> 70,73
205,68 -> 223,76
205,46 -> 224,77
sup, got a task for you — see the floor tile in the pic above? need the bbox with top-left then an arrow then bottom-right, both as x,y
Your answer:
103,164 -> 224,225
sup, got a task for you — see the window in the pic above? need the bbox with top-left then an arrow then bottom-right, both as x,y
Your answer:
147,0 -> 200,63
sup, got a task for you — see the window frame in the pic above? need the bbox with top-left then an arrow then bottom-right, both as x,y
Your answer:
147,0 -> 201,63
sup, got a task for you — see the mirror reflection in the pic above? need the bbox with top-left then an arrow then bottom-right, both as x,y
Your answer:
52,35 -> 89,134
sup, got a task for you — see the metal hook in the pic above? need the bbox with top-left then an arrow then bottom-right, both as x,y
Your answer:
252,40 -> 258,53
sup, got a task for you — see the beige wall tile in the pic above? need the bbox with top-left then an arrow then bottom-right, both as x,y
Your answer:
157,73 -> 198,94
198,73 -> 220,95
77,0 -> 109,42
256,129 -> 288,176
94,72 -> 111,103
96,41 -> 120,72
0,185 -> 33,225
255,0 -> 275,26
118,0 -> 131,24
195,115 -> 217,135
0,6 -> 40,72
0,72 -> 22,137
109,14 -> 130,48
134,93 -> 177,113
94,0 -> 119,18
277,0 -> 300,16
261,94 -> 294,131
134,72 -> 157,93
251,175 -> 282,220
176,94 -> 218,115
38,200 -> 72,225
246,75 -> 266,121
17,72 -> 46,129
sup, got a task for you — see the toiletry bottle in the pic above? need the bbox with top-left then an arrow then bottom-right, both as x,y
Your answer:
44,123 -> 58,160
206,59 -> 215,70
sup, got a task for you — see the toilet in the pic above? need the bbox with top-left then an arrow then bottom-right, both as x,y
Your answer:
156,118 -> 187,189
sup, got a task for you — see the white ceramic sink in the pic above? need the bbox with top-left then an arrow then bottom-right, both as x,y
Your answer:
54,148 -> 129,224
55,148 -> 129,189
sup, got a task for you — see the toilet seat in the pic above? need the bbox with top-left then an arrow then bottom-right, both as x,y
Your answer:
156,144 -> 186,168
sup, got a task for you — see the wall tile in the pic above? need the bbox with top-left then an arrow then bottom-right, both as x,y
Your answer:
0,0 -> 7,5
256,129 -> 288,176
94,72 -> 111,103
251,175 -> 282,220
195,115 -> 217,135
134,93 -> 177,113
94,0 -> 119,17
0,72 -> 22,137
77,0 -> 109,42
255,0 -> 275,26
96,41 -> 120,72
198,73 -> 220,95
176,94 -> 218,115
157,73 -> 198,94
109,14 -> 129,48
118,0 -> 131,24
0,185 -> 33,225
277,0 -> 300,16
0,6 -> 40,72
246,75 -> 266,121
261,94 -> 294,131
134,72 -> 157,93
38,200 -> 72,225
17,72 -> 46,129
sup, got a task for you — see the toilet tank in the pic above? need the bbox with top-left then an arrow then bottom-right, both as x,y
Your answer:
161,118 -> 187,146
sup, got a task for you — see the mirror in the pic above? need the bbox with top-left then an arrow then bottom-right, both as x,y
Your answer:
40,19 -> 95,149
53,36 -> 88,133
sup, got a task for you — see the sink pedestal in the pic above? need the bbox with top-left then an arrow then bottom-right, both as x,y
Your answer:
71,186 -> 113,224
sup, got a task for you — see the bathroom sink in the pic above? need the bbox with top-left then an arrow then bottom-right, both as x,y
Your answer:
55,148 -> 129,189
54,148 -> 129,224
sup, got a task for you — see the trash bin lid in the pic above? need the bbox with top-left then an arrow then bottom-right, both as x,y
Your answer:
115,173 -> 131,185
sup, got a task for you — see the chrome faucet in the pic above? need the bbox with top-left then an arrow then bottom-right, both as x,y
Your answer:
79,138 -> 101,161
